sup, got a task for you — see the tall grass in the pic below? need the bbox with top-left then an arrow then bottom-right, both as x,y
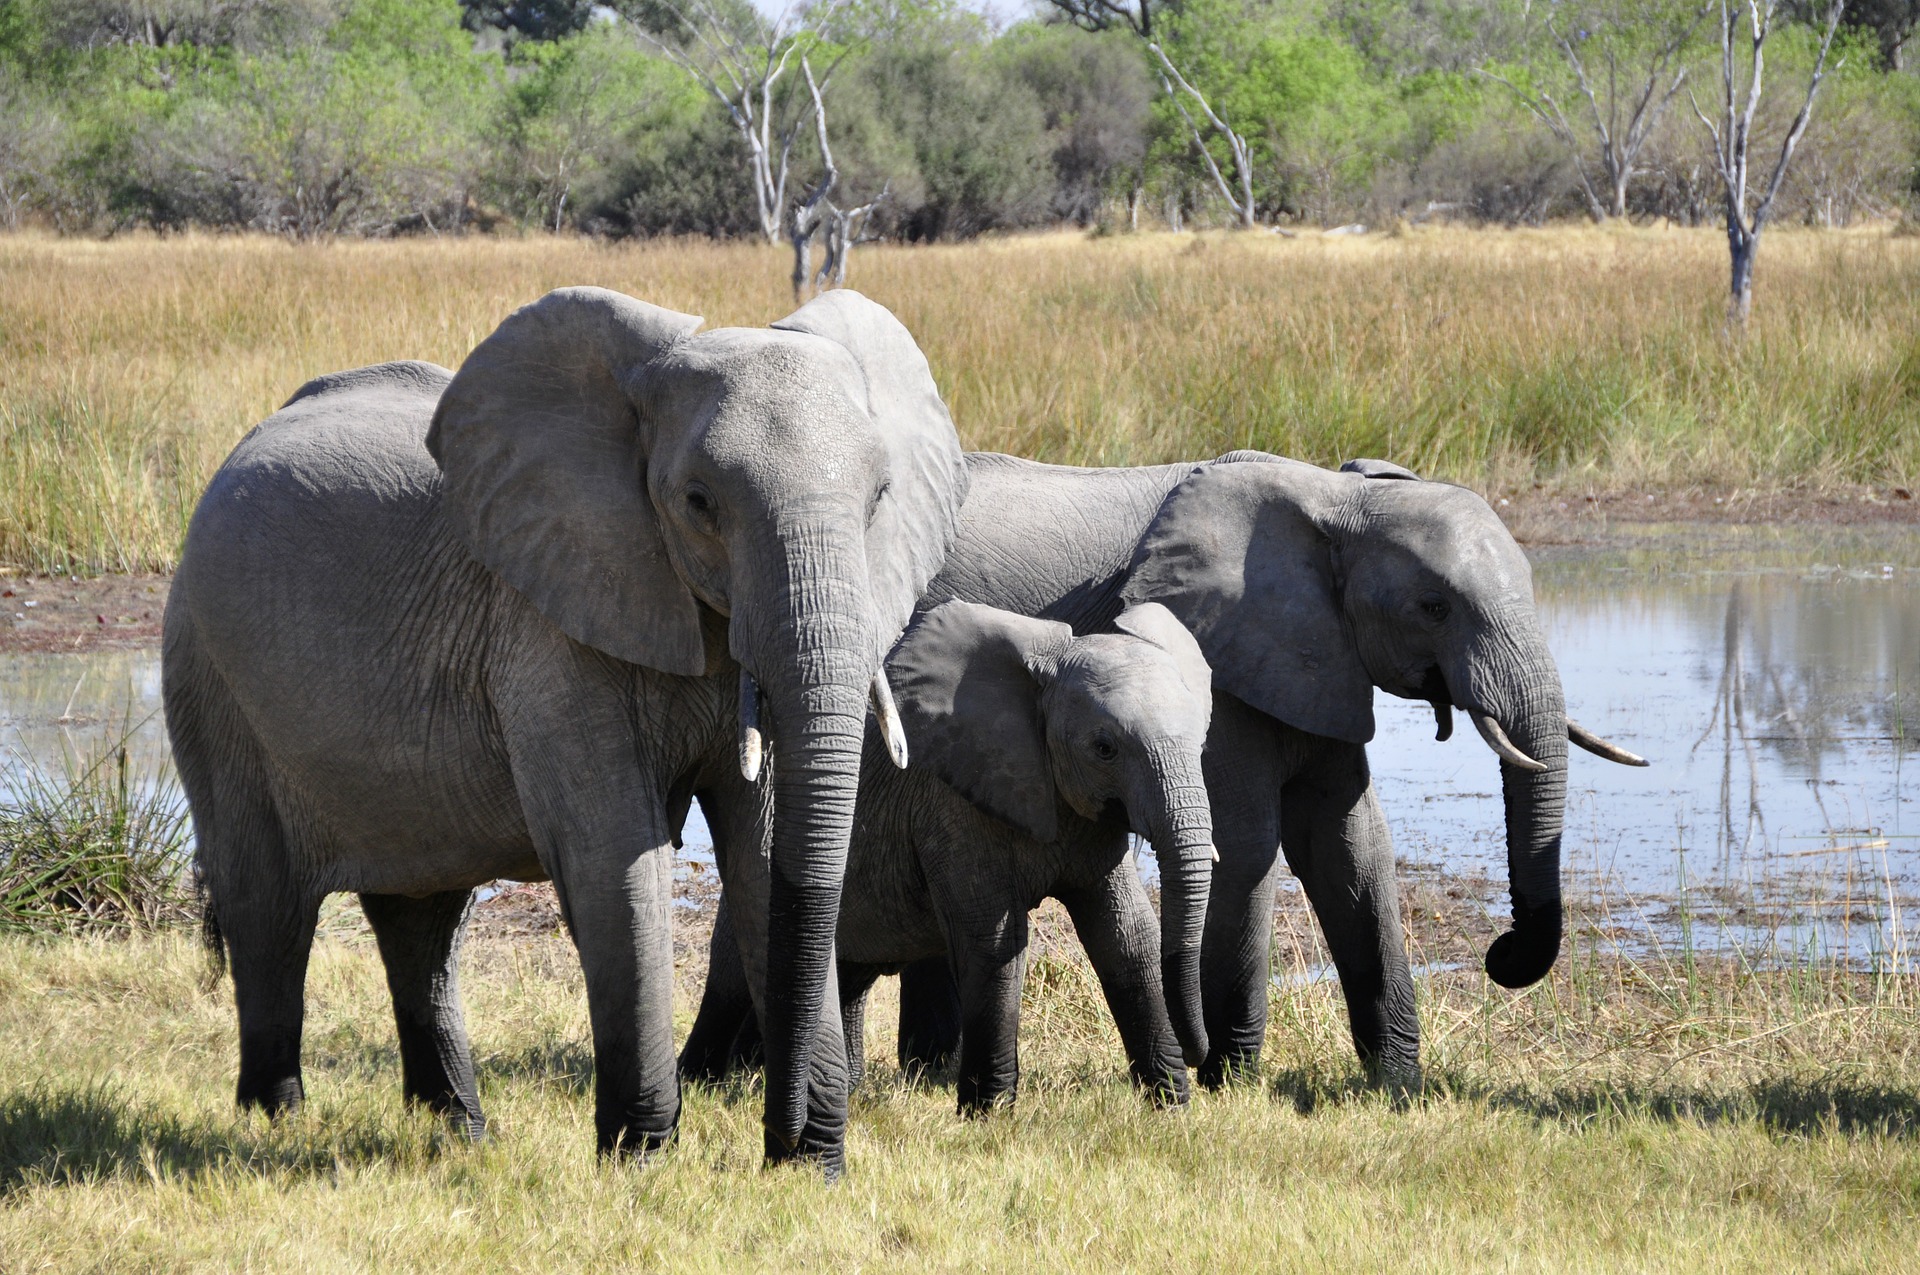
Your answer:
0,722 -> 195,934
3,226 -> 1918,573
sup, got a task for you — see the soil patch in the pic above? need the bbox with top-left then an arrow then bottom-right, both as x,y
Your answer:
0,573 -> 170,654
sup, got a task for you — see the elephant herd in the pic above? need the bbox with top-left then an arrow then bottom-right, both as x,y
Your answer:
162,286 -> 1645,1176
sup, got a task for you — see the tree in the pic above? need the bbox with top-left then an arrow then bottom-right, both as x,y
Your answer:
1483,1 -> 1710,220
641,0 -> 844,243
1690,0 -> 1847,325
1046,0 -> 1258,228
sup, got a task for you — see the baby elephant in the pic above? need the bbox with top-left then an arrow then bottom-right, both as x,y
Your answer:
687,598 -> 1219,1115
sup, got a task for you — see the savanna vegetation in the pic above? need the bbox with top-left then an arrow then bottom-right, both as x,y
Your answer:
3,226 -> 1918,575
0,887 -> 1917,1269
0,0 -> 1915,242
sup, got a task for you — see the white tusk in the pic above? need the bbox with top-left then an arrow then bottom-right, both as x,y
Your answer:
870,670 -> 909,769
1567,718 -> 1649,767
738,668 -> 765,783
1470,711 -> 1548,772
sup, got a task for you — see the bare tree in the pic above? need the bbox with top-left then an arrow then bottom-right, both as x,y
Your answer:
1689,0 -> 1847,325
1046,0 -> 1258,228
1483,2 -> 1710,220
642,0 -> 843,243
785,58 -> 888,298
788,57 -> 837,299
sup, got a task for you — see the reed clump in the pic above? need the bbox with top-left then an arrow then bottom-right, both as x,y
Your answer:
0,727 -> 196,934
4,226 -> 1918,574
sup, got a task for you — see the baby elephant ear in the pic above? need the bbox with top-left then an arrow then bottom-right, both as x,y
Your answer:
1113,602 -> 1213,709
1340,457 -> 1420,481
886,600 -> 1074,843
428,287 -> 707,675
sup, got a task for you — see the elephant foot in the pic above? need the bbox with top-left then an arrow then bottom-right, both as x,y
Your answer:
1141,1069 -> 1191,1111
236,1029 -> 306,1115
598,1120 -> 677,1162
762,1125 -> 846,1182
424,1101 -> 488,1143
1365,1054 -> 1424,1107
1197,1048 -> 1260,1091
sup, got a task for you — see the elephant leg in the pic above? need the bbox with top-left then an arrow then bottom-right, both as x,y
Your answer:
838,962 -> 885,1091
696,779 -> 851,1172
223,872 -> 322,1117
950,920 -> 1028,1117
1280,747 -> 1421,1091
680,893 -> 758,1084
1197,697 -> 1286,1089
359,889 -> 486,1138
896,956 -> 962,1078
1057,868 -> 1188,1107
167,661 -> 320,1116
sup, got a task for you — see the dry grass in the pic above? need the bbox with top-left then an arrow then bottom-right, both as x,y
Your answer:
3,225 -> 1919,573
0,899 -> 1917,1272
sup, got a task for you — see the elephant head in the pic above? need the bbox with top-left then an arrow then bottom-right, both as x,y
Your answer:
426,286 -> 966,1154
1122,456 -> 1643,991
886,599 -> 1217,1065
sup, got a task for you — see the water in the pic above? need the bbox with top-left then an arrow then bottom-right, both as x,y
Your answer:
6,524 -> 1917,962
1366,524 -> 1920,968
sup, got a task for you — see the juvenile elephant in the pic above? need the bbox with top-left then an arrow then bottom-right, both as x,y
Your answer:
692,451 -> 1645,1091
163,287 -> 966,1172
684,599 -> 1217,1113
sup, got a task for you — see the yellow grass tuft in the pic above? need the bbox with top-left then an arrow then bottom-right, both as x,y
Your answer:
3,226 -> 1918,572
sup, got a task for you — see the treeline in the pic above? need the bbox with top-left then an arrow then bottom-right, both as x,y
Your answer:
1,0 -> 1916,239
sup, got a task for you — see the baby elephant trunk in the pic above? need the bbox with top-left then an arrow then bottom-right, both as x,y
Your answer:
1143,744 -> 1216,1068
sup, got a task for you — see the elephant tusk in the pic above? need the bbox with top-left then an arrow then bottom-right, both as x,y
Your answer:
1432,700 -> 1454,742
1567,717 -> 1649,767
1470,711 -> 1548,772
738,668 -> 765,784
871,670 -> 909,769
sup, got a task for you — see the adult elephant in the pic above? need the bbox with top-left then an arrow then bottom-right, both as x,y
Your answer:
688,451 -> 1643,1090
164,286 -> 966,1173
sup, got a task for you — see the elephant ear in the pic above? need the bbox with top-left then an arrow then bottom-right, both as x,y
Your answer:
1121,461 -> 1376,744
1112,602 -> 1213,710
428,287 -> 707,675
772,291 -> 967,661
1340,457 -> 1420,481
886,600 -> 1074,843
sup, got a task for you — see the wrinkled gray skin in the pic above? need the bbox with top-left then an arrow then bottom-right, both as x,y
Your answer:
687,600 -> 1217,1113
693,450 -> 1633,1089
163,287 -> 966,1173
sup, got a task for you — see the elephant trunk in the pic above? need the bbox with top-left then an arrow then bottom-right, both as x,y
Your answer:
1142,744 -> 1215,1068
748,517 -> 876,1163
1455,626 -> 1569,990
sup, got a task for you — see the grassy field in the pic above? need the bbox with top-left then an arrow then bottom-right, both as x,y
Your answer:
1,904 -> 1918,1272
4,225 -> 1920,573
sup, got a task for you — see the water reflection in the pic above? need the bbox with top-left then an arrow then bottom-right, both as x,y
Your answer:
1371,526 -> 1920,967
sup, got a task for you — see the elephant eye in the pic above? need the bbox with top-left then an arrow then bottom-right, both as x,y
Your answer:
1418,593 -> 1451,623
867,479 -> 889,528
1090,733 -> 1119,762
683,485 -> 718,529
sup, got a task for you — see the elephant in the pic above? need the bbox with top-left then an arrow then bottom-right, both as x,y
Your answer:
683,598 -> 1218,1113
690,450 -> 1646,1092
162,286 -> 967,1173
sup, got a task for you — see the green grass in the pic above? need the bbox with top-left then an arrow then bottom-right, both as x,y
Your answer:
3,225 -> 1920,573
1,907 -> 1917,1271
